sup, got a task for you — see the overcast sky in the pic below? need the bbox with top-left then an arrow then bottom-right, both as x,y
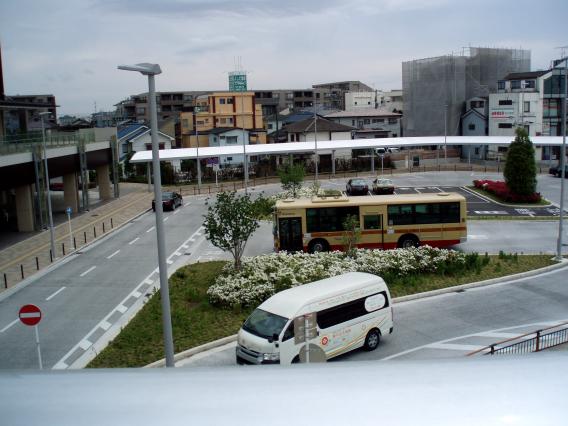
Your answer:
1,0 -> 566,116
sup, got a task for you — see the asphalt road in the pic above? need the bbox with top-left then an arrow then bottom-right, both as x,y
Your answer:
1,171 -> 566,369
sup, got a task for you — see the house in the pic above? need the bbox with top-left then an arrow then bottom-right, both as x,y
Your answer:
324,108 -> 402,138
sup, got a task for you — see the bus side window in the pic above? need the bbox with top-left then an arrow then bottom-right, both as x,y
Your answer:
363,215 -> 381,230
282,322 -> 294,341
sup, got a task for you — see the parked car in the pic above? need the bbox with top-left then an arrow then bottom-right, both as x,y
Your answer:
346,178 -> 369,196
549,165 -> 560,175
152,192 -> 183,211
372,178 -> 395,195
555,165 -> 568,178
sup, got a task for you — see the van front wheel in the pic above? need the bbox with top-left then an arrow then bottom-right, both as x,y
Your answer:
364,329 -> 381,351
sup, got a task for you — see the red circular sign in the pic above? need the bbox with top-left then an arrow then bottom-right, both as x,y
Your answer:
19,304 -> 42,326
321,336 -> 329,346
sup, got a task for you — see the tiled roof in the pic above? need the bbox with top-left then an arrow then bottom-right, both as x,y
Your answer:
283,117 -> 355,133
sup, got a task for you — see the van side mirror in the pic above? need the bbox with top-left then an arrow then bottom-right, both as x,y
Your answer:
268,333 -> 279,343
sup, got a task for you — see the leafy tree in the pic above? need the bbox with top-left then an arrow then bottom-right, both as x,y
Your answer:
342,214 -> 361,258
278,164 -> 305,197
203,191 -> 260,270
504,127 -> 537,196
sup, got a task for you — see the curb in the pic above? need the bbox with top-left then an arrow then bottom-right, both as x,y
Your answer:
146,257 -> 568,368
0,207 -> 151,303
461,185 -> 554,209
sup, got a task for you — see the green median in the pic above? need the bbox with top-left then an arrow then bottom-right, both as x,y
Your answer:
88,253 -> 558,368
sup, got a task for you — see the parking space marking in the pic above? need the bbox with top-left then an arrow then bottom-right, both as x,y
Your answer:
46,286 -> 66,301
107,250 -> 120,259
128,237 -> 140,245
146,226 -> 155,233
0,319 -> 19,333
427,343 -> 486,352
80,266 -> 96,277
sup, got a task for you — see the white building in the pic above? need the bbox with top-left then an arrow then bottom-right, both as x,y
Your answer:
344,90 -> 403,113
118,123 -> 179,171
325,108 -> 402,139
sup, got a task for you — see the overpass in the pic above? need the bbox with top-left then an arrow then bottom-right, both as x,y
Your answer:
0,130 -> 118,232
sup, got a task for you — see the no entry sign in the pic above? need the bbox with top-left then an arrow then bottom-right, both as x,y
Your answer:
19,304 -> 42,326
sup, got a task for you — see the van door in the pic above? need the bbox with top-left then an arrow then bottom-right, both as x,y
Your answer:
279,321 -> 297,364
279,217 -> 303,252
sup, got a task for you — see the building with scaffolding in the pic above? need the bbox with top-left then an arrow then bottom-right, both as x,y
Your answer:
402,47 -> 531,137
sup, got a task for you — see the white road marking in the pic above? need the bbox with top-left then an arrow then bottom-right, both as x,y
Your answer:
173,210 -> 180,215
189,237 -> 196,242
129,237 -> 140,245
46,286 -> 66,301
132,291 -> 142,298
80,266 -> 96,277
146,226 -> 155,233
107,250 -> 120,259
144,279 -> 154,285
0,319 -> 19,333
474,211 -> 508,215
100,321 -> 112,331
475,332 -> 519,339
116,305 -> 127,314
427,343 -> 486,351
78,339 -> 92,351
468,234 -> 488,240
184,202 -> 191,207
167,259 -> 173,264
163,216 -> 169,222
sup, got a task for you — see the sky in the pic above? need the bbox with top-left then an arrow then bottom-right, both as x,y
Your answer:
1,0 -> 567,116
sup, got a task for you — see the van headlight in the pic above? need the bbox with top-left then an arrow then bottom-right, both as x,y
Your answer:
262,352 -> 280,361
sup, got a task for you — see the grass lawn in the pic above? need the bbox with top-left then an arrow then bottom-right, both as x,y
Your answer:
468,186 -> 551,206
88,254 -> 557,368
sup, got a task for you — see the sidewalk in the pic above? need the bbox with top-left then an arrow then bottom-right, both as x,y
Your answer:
0,183 -> 153,292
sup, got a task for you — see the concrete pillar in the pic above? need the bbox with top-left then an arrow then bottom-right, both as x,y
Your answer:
63,172 -> 80,213
96,164 -> 113,200
15,184 -> 35,232
332,150 -> 336,176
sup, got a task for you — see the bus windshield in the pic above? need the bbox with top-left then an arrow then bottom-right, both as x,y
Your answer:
243,309 -> 288,340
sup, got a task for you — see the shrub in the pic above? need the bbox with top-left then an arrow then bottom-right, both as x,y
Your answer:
473,179 -> 541,203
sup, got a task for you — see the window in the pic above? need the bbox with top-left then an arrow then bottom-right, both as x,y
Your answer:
282,322 -> 294,341
474,147 -> 480,155
543,99 -> 559,118
498,80 -> 506,90
226,136 -> 238,144
364,119 -> 370,125
136,107 -> 145,114
290,134 -> 295,142
387,202 -> 460,225
220,118 -> 227,124
227,98 -> 234,104
499,100 -> 513,106
268,123 -> 273,129
388,118 -> 397,124
468,123 -> 476,131
182,119 -> 189,128
286,93 -> 294,100
524,101 -> 530,113
227,117 -> 233,124
306,207 -> 360,232
219,98 -> 226,104
317,291 -> 389,329
368,101 -> 371,105
524,80 -> 536,89
498,123 -> 513,129
121,144 -> 128,154
354,102 -> 358,105
352,120 -> 356,126
196,120 -> 204,125
363,215 -> 381,230
226,156 -> 233,161
511,80 -> 521,90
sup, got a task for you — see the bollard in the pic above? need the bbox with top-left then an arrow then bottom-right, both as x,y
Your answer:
84,231 -> 87,244
20,264 -> 24,279
3,273 -> 7,289
103,222 -> 105,233
233,182 -> 236,191
111,218 -> 114,229
73,237 -> 77,249
208,186 -> 211,194
94,226 -> 97,238
50,250 -> 53,263
62,242 -> 65,256
36,257 -> 39,270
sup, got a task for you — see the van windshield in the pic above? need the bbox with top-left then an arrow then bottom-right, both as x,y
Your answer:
242,309 -> 288,340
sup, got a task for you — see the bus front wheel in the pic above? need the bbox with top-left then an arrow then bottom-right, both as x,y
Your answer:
398,234 -> 419,249
308,239 -> 329,253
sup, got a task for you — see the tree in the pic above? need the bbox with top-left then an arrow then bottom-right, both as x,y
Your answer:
278,164 -> 305,197
342,214 -> 361,258
504,127 -> 537,196
203,191 -> 260,270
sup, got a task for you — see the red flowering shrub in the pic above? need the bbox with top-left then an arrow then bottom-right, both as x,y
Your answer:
473,180 -> 541,203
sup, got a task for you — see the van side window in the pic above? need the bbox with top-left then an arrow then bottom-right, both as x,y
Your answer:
317,291 -> 389,329
282,322 -> 294,341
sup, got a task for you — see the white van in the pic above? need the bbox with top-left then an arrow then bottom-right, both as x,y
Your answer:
236,272 -> 393,365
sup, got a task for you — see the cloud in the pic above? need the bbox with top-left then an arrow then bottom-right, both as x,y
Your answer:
176,35 -> 239,55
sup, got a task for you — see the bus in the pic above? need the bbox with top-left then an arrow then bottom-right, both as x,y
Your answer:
274,193 -> 467,252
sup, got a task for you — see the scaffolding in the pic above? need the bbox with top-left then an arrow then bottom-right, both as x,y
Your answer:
403,47 -> 531,136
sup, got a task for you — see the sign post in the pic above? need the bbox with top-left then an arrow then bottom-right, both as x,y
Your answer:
66,207 -> 73,251
294,312 -> 318,363
19,304 -> 43,369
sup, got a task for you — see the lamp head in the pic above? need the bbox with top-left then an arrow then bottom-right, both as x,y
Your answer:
117,63 -> 162,76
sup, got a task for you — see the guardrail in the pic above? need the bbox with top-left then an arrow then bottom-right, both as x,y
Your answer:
468,321 -> 568,356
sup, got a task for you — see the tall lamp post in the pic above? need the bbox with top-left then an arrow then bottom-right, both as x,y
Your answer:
555,59 -> 567,261
118,63 -> 175,367
313,96 -> 319,182
444,104 -> 448,164
40,112 -> 56,260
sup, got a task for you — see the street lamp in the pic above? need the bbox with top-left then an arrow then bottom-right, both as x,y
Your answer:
313,97 -> 319,182
444,104 -> 448,164
118,62 -> 175,367
554,59 -> 567,261
40,112 -> 56,260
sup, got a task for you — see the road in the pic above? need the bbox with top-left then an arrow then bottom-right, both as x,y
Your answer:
0,171 -> 566,369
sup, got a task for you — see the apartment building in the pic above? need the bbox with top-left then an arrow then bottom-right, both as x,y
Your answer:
325,108 -> 402,138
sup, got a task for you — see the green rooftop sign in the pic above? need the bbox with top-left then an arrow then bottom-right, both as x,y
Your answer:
229,71 -> 247,92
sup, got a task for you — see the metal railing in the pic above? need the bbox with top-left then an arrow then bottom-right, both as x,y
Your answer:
468,321 -> 568,356
0,131 -> 96,155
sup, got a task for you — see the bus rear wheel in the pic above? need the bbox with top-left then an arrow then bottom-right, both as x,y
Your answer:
398,234 -> 419,249
364,329 -> 381,351
308,239 -> 329,253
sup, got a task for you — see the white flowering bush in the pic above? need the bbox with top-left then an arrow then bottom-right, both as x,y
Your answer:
207,246 -> 469,308
271,182 -> 323,200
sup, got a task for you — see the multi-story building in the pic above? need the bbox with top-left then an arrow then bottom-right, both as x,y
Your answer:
344,90 -> 403,113
325,108 -> 402,138
313,81 -> 373,110
402,47 -> 530,137
179,92 -> 266,165
114,91 -> 209,123
1,94 -> 58,137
